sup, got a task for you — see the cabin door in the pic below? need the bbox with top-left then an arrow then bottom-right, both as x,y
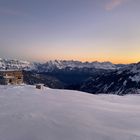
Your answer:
9,79 -> 13,84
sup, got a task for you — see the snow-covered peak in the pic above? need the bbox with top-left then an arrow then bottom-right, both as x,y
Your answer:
130,62 -> 140,73
0,58 -> 33,70
0,58 -> 125,71
41,60 -> 117,70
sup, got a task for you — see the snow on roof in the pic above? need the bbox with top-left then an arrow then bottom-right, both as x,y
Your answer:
0,69 -> 22,72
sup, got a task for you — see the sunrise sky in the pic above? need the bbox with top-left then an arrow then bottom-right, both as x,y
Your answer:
0,0 -> 140,64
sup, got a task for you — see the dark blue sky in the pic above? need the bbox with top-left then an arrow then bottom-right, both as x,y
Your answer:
0,0 -> 140,63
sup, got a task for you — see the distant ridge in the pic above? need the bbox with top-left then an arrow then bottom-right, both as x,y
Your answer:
0,58 -> 126,71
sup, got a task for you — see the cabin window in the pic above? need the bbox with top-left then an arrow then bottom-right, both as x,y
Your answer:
9,79 -> 12,83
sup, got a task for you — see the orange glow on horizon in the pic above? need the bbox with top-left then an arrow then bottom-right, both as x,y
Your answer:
23,40 -> 140,64
34,55 -> 140,64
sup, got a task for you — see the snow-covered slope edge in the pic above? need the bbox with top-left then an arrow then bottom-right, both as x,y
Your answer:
81,62 -> 140,95
0,85 -> 140,140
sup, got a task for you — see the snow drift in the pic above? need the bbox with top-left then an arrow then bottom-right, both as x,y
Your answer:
0,85 -> 140,140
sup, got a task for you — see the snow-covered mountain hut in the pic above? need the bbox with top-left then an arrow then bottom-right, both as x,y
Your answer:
0,70 -> 23,85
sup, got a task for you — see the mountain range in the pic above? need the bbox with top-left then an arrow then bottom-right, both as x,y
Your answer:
0,58 -> 124,71
0,58 -> 140,95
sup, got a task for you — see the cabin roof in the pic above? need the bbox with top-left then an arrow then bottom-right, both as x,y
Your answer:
0,69 -> 22,72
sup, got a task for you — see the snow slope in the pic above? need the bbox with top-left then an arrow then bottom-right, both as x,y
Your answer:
0,85 -> 140,140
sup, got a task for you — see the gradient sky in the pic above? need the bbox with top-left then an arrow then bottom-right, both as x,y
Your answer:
0,0 -> 140,64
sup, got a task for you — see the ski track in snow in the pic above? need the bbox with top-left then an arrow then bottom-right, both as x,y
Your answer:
0,85 -> 140,140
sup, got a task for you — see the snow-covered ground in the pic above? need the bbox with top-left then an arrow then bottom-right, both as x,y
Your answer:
0,85 -> 140,140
